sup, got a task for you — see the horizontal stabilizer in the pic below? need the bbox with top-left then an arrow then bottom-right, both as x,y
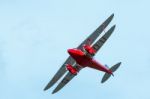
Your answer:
110,62 -> 121,72
101,62 -> 121,83
101,72 -> 111,83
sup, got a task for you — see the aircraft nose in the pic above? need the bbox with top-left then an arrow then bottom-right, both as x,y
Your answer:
67,49 -> 74,54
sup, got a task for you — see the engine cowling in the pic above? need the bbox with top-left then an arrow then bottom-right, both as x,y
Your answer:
66,64 -> 78,75
83,44 -> 96,55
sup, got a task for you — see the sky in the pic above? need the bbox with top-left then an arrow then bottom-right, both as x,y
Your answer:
0,0 -> 150,99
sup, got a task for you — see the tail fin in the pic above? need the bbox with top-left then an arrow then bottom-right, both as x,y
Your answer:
101,62 -> 121,83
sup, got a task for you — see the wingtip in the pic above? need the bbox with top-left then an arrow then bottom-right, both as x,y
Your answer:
52,90 -> 57,94
43,81 -> 55,91
114,25 -> 116,29
43,85 -> 50,91
111,25 -> 116,30
118,62 -> 122,65
109,13 -> 114,19
43,88 -> 47,91
112,13 -> 114,16
101,80 -> 104,83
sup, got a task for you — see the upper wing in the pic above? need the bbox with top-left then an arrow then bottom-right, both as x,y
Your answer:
44,56 -> 74,90
52,65 -> 82,94
92,25 -> 116,55
77,13 -> 114,50
44,14 -> 114,91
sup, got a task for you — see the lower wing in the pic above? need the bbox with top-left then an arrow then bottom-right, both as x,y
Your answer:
52,65 -> 82,94
92,25 -> 116,55
44,56 -> 75,91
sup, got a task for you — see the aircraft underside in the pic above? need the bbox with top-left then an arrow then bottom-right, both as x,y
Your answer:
44,13 -> 121,94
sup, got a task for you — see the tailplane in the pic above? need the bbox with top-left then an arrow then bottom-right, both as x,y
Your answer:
101,62 -> 121,83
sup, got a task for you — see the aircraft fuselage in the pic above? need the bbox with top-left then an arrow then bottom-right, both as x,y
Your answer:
67,48 -> 112,74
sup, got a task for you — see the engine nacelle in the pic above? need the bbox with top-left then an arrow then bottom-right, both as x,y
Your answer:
66,64 -> 78,75
83,44 -> 96,55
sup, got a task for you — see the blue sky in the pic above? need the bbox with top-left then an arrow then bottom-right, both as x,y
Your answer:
0,0 -> 150,99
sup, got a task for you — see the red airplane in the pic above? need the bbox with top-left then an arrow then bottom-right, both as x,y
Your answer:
44,14 -> 121,94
